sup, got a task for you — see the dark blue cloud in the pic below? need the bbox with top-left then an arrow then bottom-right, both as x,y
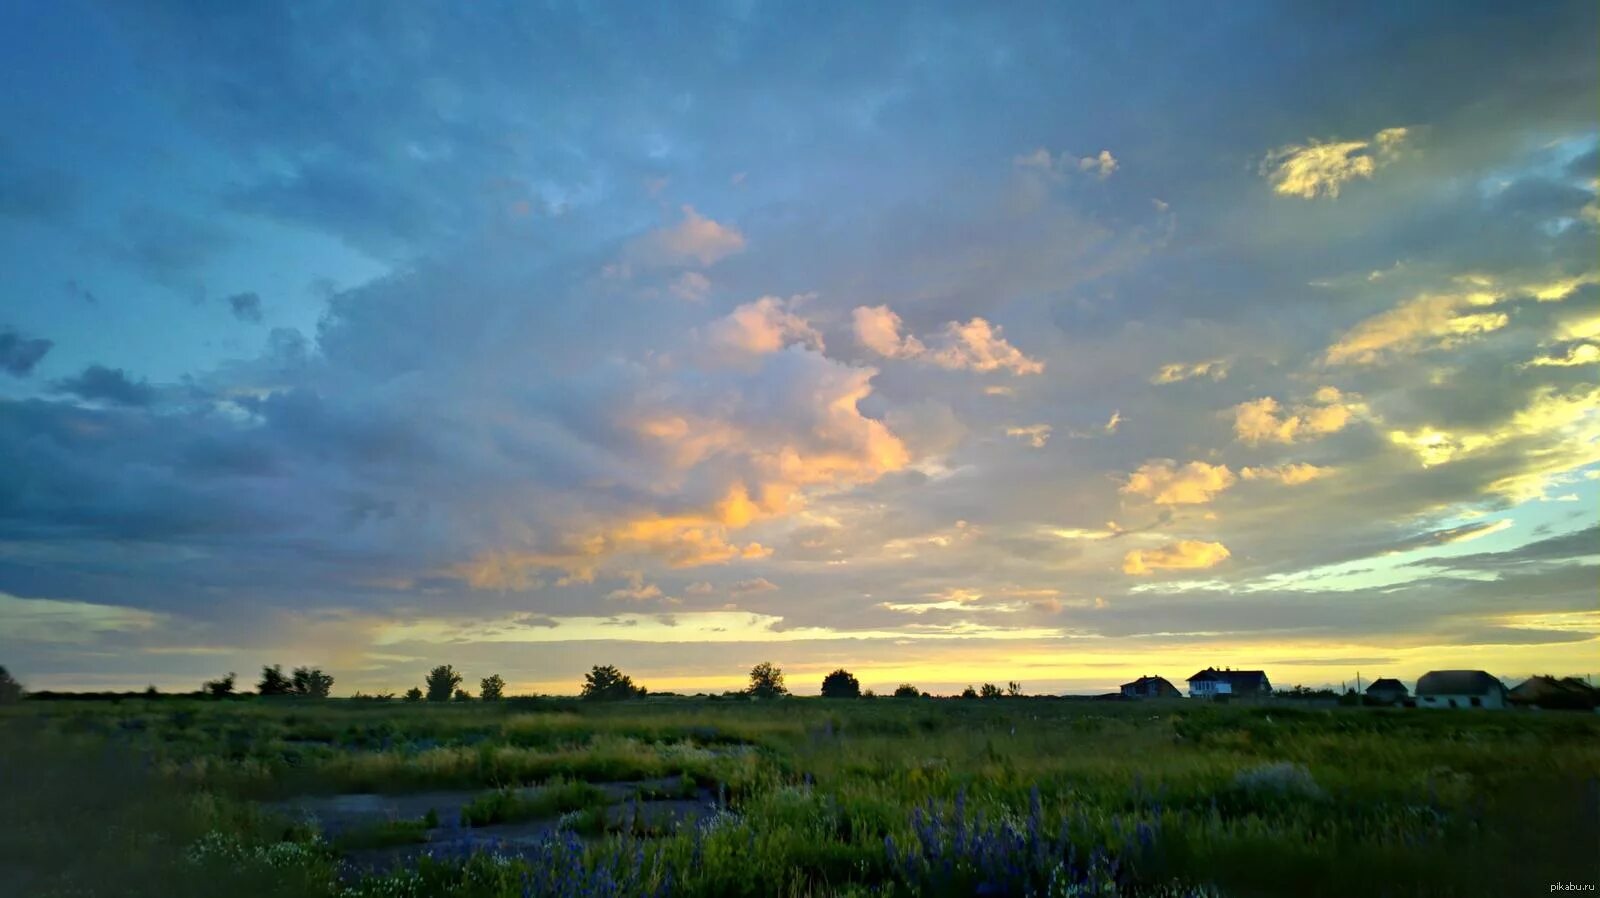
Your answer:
52,365 -> 155,406
0,329 -> 53,376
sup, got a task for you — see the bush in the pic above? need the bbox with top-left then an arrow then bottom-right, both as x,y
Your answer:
748,662 -> 787,699
1231,761 -> 1325,804
257,665 -> 293,696
480,674 -> 505,701
290,667 -> 334,698
0,666 -> 22,703
202,673 -> 236,698
581,665 -> 646,701
821,669 -> 861,699
425,665 -> 463,702
893,683 -> 921,698
403,687 -> 423,702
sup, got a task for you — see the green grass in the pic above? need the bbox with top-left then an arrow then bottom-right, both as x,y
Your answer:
2,696 -> 1597,896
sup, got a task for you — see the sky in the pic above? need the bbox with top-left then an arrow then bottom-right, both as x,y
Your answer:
1,1 -> 1596,697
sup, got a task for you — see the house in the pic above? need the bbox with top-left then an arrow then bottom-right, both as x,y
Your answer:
1509,675 -> 1599,711
1186,668 -> 1271,699
1120,675 -> 1181,699
1415,670 -> 1506,709
1364,678 -> 1409,705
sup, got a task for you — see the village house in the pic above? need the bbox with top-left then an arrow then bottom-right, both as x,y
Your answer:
1120,675 -> 1181,699
1364,677 -> 1409,705
1415,670 -> 1506,709
1186,667 -> 1271,699
1509,675 -> 1599,711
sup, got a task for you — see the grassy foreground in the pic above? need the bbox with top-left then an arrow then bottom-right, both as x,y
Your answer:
1,696 -> 1596,897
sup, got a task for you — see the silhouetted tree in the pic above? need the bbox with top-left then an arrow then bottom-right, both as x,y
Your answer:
291,666 -> 334,698
480,674 -> 505,701
257,665 -> 293,696
980,683 -> 1002,699
453,688 -> 472,702
1006,681 -> 1023,697
403,687 -> 423,702
893,683 -> 921,698
203,672 -> 236,698
581,664 -> 645,701
0,666 -> 23,704
820,668 -> 861,698
748,661 -> 787,699
426,665 -> 463,702
961,685 -> 978,699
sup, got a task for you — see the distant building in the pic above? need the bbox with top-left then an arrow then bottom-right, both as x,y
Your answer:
1509,676 -> 1599,711
1120,676 -> 1181,699
1416,670 -> 1506,709
1364,678 -> 1409,705
1186,668 -> 1271,699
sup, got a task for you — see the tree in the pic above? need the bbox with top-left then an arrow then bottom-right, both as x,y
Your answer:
257,664 -> 293,696
748,661 -> 787,699
403,687 -> 423,702
980,683 -> 1002,699
581,664 -> 645,701
425,665 -> 463,702
291,666 -> 334,698
893,683 -> 921,699
820,668 -> 861,698
480,674 -> 506,701
203,672 -> 236,698
961,685 -> 978,699
453,688 -> 472,702
1006,681 -> 1024,697
0,666 -> 23,704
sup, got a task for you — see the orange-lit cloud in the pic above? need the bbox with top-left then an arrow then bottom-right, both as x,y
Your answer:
854,306 -> 1043,375
1233,387 -> 1363,444
1123,539 -> 1232,575
706,296 -> 824,355
1122,460 -> 1236,505
852,305 -> 926,358
1239,463 -> 1334,485
640,205 -> 746,267
1006,424 -> 1052,448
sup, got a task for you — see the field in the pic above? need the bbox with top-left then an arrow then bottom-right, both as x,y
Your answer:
2,696 -> 1597,897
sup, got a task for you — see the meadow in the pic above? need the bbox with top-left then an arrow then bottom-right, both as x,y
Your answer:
2,695 -> 1597,897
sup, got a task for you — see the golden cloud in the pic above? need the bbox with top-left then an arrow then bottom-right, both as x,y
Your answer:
1123,540 -> 1232,575
1150,358 -> 1231,384
1006,424 -> 1053,448
1232,387 -> 1364,445
706,296 -> 824,355
853,305 -> 1044,375
1263,126 -> 1408,199
1238,463 -> 1334,485
1122,460 -> 1237,505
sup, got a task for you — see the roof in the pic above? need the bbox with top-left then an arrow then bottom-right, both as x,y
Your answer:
1121,675 -> 1174,688
1511,675 -> 1596,697
1187,668 -> 1270,689
1366,678 -> 1408,693
1416,670 -> 1504,697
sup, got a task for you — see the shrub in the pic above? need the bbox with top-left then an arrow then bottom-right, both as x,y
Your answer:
581,665 -> 646,701
480,674 -> 506,701
290,667 -> 334,698
1231,761 -> 1325,804
403,686 -> 423,702
257,665 -> 293,696
748,661 -> 787,699
425,665 -> 463,702
821,669 -> 861,699
202,673 -> 236,698
0,666 -> 22,703
893,683 -> 921,698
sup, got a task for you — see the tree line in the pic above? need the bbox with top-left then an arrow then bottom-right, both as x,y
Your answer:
0,661 -> 1026,703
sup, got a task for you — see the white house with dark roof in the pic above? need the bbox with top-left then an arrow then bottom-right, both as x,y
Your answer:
1186,667 -> 1271,699
1416,670 -> 1506,709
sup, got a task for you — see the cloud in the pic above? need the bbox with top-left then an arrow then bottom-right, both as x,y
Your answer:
1013,147 -> 1118,180
1123,540 -> 1231,575
1324,281 -> 1508,365
1263,126 -> 1408,199
706,296 -> 824,356
670,271 -> 712,303
227,291 -> 264,323
1122,460 -> 1237,505
728,577 -> 778,595
852,305 -> 925,358
0,329 -> 53,377
633,205 -> 746,268
1523,342 -> 1598,368
1150,358 -> 1230,384
1239,463 -> 1334,485
1104,410 -> 1122,434
52,365 -> 156,406
606,571 -> 664,602
926,318 -> 1044,375
1232,387 -> 1363,445
1006,424 -> 1052,448
853,306 -> 1043,375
